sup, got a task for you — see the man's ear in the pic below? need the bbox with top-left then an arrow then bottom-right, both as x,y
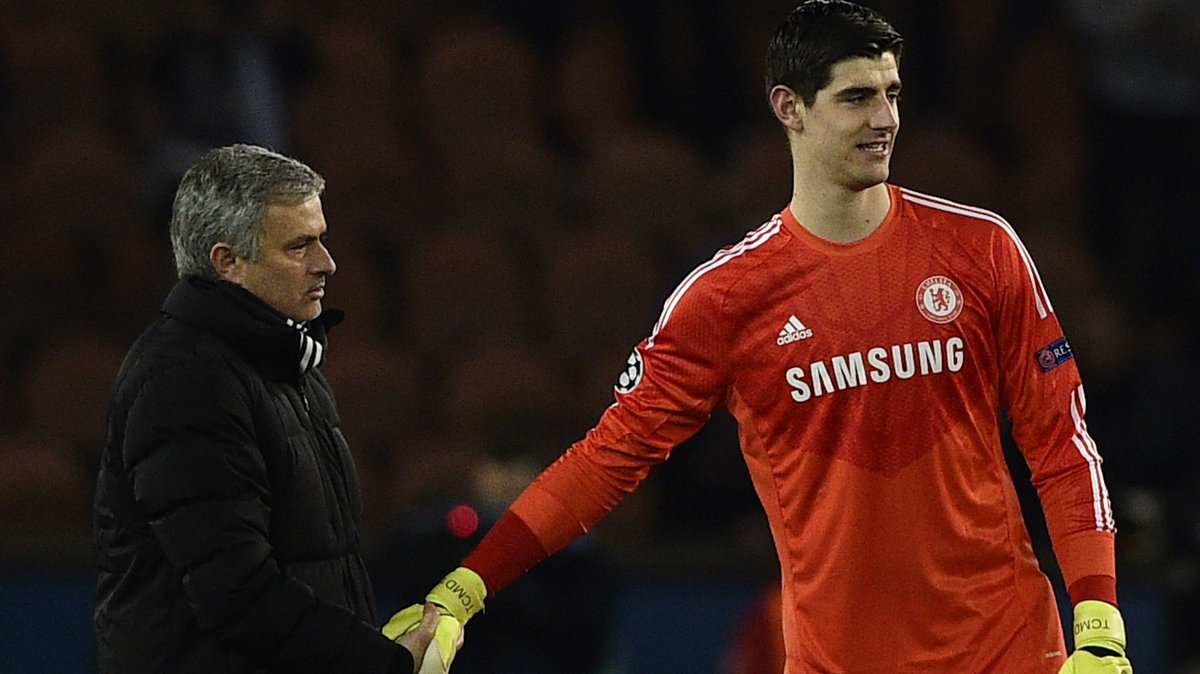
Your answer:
769,85 -> 805,133
210,243 -> 243,283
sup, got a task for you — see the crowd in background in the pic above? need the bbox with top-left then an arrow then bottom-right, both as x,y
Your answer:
0,0 -> 1196,671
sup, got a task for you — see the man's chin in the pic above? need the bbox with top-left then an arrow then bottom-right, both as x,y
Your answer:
848,177 -> 888,192
850,167 -> 890,191
292,301 -> 322,323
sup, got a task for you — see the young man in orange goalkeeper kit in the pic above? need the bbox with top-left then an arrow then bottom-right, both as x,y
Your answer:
385,2 -> 1133,671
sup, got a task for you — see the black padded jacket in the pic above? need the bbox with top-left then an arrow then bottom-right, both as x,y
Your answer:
94,277 -> 412,673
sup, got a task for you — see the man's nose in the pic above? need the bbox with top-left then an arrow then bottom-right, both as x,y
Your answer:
315,242 -> 336,276
871,98 -> 898,130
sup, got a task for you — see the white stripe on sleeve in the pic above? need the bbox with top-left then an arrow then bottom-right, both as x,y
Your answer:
1069,384 -> 1115,531
647,215 -> 783,348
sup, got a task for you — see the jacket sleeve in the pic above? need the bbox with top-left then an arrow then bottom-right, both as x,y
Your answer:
123,357 -> 411,673
992,228 -> 1118,605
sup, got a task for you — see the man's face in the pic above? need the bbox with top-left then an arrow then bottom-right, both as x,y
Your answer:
230,196 -> 336,322
800,52 -> 901,190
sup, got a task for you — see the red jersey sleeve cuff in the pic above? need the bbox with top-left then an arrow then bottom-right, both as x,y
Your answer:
1067,574 -> 1117,607
1053,529 -> 1117,606
462,510 -> 549,595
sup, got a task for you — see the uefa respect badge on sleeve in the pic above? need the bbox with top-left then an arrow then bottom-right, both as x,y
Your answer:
1035,336 -> 1073,372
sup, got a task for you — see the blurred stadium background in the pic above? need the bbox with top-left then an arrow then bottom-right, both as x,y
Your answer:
0,0 -> 1196,672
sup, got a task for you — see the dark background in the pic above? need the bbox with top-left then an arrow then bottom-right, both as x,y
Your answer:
0,0 -> 1196,672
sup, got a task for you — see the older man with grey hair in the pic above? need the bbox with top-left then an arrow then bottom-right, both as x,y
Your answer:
94,144 -> 442,673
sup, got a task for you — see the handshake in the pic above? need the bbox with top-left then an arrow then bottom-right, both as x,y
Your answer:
385,568 -> 487,674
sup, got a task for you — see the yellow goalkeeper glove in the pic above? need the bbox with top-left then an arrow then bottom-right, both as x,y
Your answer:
1058,600 -> 1133,674
385,605 -> 464,673
383,568 -> 487,669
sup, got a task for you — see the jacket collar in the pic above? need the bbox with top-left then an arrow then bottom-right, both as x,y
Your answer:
162,276 -> 343,384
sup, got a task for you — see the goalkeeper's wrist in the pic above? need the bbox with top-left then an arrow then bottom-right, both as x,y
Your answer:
426,567 -> 487,626
1072,600 -> 1126,656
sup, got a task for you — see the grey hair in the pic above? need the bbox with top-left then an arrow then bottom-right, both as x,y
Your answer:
169,144 -> 326,280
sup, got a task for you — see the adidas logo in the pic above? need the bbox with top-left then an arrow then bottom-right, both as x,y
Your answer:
776,315 -> 813,345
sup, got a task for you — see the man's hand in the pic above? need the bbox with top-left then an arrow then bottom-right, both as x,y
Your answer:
1058,600 -> 1133,674
387,603 -> 465,674
384,568 -> 485,672
392,603 -> 438,673
416,613 -> 464,674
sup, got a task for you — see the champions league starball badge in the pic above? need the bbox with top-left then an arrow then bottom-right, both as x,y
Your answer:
615,348 -> 644,394
916,275 -> 963,324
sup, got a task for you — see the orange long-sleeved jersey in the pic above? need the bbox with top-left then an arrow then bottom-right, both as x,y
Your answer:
467,185 -> 1117,673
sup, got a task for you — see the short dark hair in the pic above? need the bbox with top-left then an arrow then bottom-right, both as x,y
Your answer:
765,0 -> 903,107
